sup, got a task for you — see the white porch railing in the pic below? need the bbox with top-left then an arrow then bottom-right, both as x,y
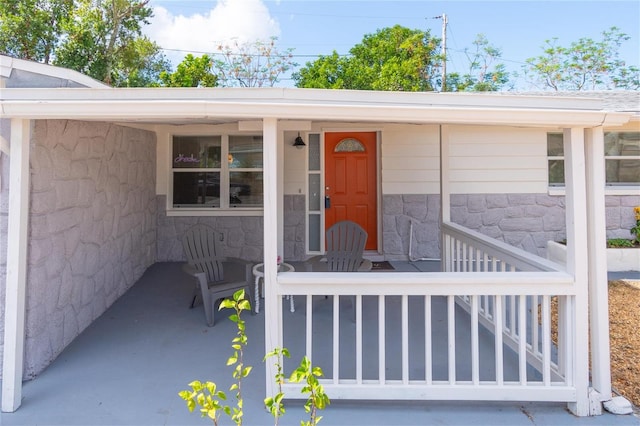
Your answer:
270,222 -> 580,405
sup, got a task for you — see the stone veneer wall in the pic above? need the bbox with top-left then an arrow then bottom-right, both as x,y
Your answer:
383,194 -> 442,260
156,194 -> 305,262
3,120 -> 157,379
156,196 -> 263,262
605,195 -> 640,240
383,193 -> 640,261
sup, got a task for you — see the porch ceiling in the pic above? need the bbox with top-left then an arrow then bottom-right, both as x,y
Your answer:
1,87 -> 633,128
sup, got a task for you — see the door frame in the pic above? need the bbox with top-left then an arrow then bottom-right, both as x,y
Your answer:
308,128 -> 382,255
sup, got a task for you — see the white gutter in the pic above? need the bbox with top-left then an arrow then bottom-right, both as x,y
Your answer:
0,89 -> 633,128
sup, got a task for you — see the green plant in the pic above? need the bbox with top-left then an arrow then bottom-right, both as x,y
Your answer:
631,206 -> 640,244
222,290 -> 252,425
264,347 -> 290,425
180,290 -> 330,426
607,238 -> 636,248
289,356 -> 330,426
179,380 -> 227,425
179,289 -> 251,426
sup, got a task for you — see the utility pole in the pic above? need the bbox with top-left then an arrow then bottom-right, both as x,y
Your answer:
432,14 -> 448,92
442,13 -> 447,91
440,13 -> 448,91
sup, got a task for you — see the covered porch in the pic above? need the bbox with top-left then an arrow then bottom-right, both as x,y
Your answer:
1,86 -> 634,417
1,261 -> 637,426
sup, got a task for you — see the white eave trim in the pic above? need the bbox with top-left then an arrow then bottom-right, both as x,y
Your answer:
0,88 -> 633,128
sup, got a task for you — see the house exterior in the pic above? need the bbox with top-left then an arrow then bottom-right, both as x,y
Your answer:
0,56 -> 638,415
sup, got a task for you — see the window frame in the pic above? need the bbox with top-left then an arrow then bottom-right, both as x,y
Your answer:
168,132 -> 264,216
547,130 -> 640,195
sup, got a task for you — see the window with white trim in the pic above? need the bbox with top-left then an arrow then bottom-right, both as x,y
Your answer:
547,131 -> 640,187
171,134 -> 263,209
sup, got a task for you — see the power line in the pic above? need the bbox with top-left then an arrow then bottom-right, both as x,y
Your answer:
159,46 -> 350,59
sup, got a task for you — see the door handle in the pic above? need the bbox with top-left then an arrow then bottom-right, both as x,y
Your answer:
325,195 -> 331,209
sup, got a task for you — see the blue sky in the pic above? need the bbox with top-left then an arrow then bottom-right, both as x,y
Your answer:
145,0 -> 640,89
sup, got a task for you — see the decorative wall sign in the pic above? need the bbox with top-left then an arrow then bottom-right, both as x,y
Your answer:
174,153 -> 200,165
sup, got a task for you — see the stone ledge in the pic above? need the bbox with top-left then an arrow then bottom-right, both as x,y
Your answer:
547,240 -> 640,272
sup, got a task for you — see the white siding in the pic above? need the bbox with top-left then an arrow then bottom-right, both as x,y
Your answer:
381,124 -> 550,195
283,131 -> 306,195
159,122 -> 555,197
381,124 -> 441,194
449,126 -> 548,193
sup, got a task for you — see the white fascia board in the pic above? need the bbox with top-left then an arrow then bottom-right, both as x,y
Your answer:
0,88 -> 633,128
1,99 -> 632,128
0,86 -> 607,109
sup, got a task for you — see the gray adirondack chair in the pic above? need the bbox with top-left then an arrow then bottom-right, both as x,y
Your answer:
181,224 -> 253,326
309,220 -> 372,319
311,220 -> 373,272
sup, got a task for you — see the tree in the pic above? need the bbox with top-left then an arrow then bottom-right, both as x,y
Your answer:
54,0 -> 168,86
213,37 -> 296,87
0,0 -> 73,63
289,52 -> 350,89
294,25 -> 442,91
159,54 -> 218,87
446,34 -> 510,92
523,26 -> 640,90
118,37 -> 172,87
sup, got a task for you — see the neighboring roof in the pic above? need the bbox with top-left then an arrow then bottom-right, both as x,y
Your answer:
495,91 -> 640,116
0,55 -> 108,89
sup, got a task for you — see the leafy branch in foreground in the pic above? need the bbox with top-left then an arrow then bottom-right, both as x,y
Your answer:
178,380 -> 227,426
289,356 -> 330,426
179,289 -> 250,425
264,347 -> 290,425
180,289 -> 330,425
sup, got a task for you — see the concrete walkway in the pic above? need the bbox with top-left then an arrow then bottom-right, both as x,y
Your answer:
1,262 -> 638,426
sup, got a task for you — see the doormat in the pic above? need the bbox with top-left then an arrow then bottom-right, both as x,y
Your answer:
371,261 -> 395,271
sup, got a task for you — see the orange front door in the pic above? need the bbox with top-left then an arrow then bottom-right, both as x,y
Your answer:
325,131 -> 377,251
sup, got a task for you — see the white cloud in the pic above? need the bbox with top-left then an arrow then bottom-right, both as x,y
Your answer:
145,0 -> 281,65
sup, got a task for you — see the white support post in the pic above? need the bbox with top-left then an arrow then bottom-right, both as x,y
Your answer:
2,119 -> 30,413
563,127 -> 591,416
277,128 -> 285,260
584,127 -> 612,406
439,125 -> 451,271
263,118 -> 280,398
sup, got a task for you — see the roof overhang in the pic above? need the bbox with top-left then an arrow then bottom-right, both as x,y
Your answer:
0,87 -> 634,128
0,56 -> 109,88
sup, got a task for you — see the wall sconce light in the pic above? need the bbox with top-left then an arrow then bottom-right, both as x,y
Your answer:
293,133 -> 306,149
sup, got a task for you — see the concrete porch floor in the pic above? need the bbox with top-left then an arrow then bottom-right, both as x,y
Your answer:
1,262 -> 638,426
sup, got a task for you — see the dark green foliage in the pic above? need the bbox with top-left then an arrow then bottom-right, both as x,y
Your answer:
294,25 -> 442,91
